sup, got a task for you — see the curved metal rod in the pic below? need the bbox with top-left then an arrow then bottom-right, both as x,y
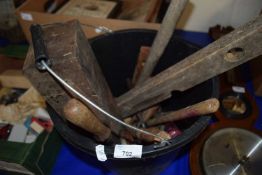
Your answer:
41,61 -> 168,143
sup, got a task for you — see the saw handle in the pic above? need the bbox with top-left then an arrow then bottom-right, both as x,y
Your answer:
30,24 -> 51,70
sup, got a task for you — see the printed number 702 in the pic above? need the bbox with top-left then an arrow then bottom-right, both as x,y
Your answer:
122,151 -> 132,157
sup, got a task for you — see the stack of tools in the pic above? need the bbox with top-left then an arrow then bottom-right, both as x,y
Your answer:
23,0 -> 261,162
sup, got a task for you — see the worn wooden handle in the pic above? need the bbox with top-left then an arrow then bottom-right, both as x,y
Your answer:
136,127 -> 171,142
141,105 -> 160,122
137,0 -> 188,84
63,98 -> 111,142
146,98 -> 220,126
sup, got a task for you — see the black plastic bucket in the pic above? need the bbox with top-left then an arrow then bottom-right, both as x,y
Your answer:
48,29 -> 218,175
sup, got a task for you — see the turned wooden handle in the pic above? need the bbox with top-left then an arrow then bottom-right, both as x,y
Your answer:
136,127 -> 171,142
146,98 -> 220,126
63,98 -> 111,142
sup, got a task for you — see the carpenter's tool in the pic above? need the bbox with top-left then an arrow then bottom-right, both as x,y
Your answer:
146,98 -> 220,126
117,15 -> 262,117
136,0 -> 188,84
131,0 -> 188,130
30,24 -> 169,143
132,46 -> 151,86
137,105 -> 160,128
63,98 -> 112,142
133,0 -> 188,127
130,46 -> 161,128
30,24 -> 51,70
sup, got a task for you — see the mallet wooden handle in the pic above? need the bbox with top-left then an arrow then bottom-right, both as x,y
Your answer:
63,98 -> 111,142
146,98 -> 220,126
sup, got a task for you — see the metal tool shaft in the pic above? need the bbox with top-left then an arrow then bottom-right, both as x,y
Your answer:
41,61 -> 168,142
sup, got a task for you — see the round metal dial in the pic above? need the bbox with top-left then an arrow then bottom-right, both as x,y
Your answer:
202,128 -> 262,175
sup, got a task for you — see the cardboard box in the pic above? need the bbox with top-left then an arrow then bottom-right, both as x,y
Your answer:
56,0 -> 118,18
15,0 -> 159,42
0,70 -> 32,89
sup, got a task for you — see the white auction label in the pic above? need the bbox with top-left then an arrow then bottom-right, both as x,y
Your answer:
20,12 -> 33,21
113,144 -> 143,158
95,145 -> 107,161
232,86 -> 245,93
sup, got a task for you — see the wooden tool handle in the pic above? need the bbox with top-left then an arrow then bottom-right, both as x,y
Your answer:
146,98 -> 220,126
132,46 -> 151,86
128,46 -> 160,125
141,105 -> 160,122
136,0 -> 188,84
132,46 -> 161,123
135,127 -> 171,142
63,98 -> 111,142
